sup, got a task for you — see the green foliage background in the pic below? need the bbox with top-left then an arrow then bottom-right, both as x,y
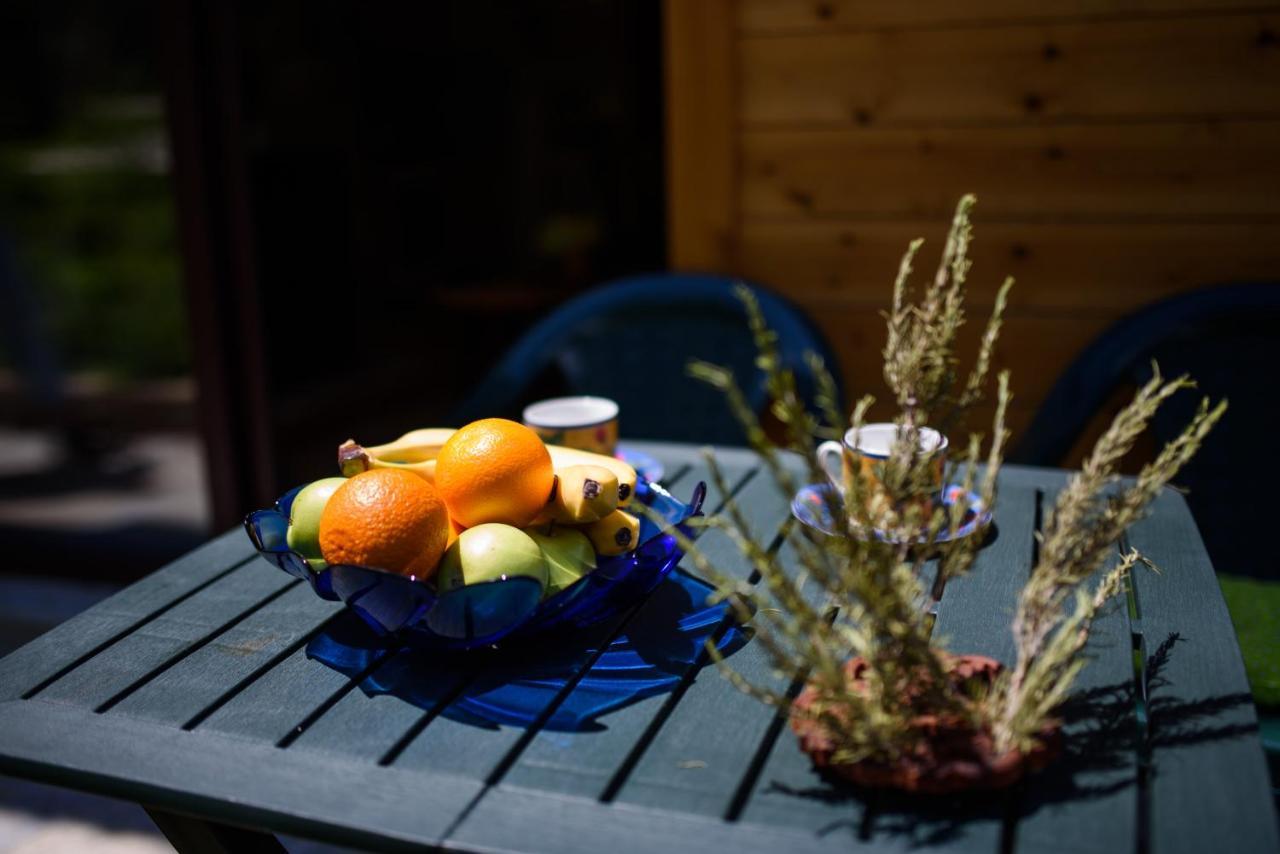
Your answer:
1218,575 -> 1280,709
0,96 -> 188,380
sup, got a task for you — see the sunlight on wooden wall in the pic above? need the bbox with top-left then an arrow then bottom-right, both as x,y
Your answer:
665,0 -> 1280,458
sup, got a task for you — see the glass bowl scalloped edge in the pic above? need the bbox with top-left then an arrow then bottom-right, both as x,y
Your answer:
243,478 -> 706,650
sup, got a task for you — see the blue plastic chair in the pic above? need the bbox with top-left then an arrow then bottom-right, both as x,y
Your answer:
450,273 -> 844,445
1013,283 -> 1280,579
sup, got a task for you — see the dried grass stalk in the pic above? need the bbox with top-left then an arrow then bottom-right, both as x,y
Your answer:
666,195 -> 1223,769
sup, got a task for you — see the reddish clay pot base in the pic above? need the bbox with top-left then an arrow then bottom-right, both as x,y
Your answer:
790,655 -> 1062,794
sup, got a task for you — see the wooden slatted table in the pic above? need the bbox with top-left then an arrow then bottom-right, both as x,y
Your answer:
0,442 -> 1275,853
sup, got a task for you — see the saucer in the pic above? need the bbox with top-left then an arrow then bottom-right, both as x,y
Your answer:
617,444 -> 665,484
791,483 -> 992,543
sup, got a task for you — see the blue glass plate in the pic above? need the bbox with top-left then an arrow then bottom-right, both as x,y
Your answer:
304,568 -> 749,731
792,482 -> 992,543
245,478 -> 706,650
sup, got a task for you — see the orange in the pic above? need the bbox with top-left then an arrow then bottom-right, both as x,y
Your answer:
319,468 -> 449,578
434,418 -> 555,528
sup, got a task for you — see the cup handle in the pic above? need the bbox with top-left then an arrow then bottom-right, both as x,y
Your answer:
815,440 -> 845,488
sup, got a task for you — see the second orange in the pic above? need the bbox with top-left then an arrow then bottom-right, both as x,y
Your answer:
434,418 -> 555,528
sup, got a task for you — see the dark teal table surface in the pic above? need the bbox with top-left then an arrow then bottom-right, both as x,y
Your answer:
0,442 -> 1275,853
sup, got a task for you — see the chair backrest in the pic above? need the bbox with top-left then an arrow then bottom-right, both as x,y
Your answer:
1013,282 -> 1280,580
450,273 -> 843,445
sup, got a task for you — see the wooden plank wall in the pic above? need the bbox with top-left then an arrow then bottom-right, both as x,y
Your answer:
664,0 -> 1280,455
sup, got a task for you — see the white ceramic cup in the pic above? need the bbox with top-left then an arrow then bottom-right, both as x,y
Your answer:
816,423 -> 948,499
522,396 -> 620,455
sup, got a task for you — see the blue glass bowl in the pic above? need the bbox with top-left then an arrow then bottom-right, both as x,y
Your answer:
244,478 -> 706,650
304,568 -> 750,732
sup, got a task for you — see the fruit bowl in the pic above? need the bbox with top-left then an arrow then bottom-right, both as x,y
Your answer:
244,478 -> 706,650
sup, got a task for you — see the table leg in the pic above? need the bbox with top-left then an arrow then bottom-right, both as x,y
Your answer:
144,806 -> 286,854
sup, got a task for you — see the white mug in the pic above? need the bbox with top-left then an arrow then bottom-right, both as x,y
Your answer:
816,423 -> 948,505
522,396 -> 620,455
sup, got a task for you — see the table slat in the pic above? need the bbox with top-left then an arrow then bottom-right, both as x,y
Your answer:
607,541 -> 801,816
448,782 -> 904,854
0,698 -> 478,852
609,449 -> 916,820
1013,565 -> 1139,854
112,582 -> 343,727
388,458 -> 725,781
1127,488 -> 1280,854
0,454 -> 1271,854
733,475 -> 1036,850
932,481 -> 1039,665
605,455 -> 820,817
200,454 -> 720,778
0,528 -> 257,701
288,652 -> 461,763
989,482 -> 1142,854
836,480 -> 1039,853
498,453 -> 790,801
197,633 -> 379,746
35,562 -> 294,711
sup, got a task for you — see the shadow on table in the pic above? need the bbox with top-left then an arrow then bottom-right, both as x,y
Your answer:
760,632 -> 1259,848
305,569 -> 748,732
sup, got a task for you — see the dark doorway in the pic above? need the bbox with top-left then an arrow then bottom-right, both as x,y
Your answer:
167,1 -> 666,521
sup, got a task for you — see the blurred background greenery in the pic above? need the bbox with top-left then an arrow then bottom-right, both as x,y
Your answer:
0,1 -> 187,382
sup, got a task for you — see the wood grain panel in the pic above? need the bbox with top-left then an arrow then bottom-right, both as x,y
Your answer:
741,121 -> 1280,219
806,308 -> 1113,445
667,0 -> 1280,463
736,220 -> 1280,311
665,0 -> 737,270
740,14 -> 1280,127
738,0 -> 1280,34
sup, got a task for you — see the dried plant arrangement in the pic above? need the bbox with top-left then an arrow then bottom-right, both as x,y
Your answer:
667,195 -> 1225,793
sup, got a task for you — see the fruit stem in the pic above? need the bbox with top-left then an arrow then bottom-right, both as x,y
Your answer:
338,439 -> 372,477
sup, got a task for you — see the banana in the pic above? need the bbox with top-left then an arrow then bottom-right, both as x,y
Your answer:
337,426 -> 638,505
580,509 -> 640,556
545,446 -> 637,506
337,427 -> 457,482
549,464 -> 619,523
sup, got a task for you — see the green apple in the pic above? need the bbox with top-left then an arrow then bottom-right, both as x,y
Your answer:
435,523 -> 548,593
525,526 -> 596,599
286,477 -> 347,568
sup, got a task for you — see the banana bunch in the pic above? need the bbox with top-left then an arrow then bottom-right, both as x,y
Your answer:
338,428 -> 456,483
338,426 -> 638,514
533,464 -> 639,555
